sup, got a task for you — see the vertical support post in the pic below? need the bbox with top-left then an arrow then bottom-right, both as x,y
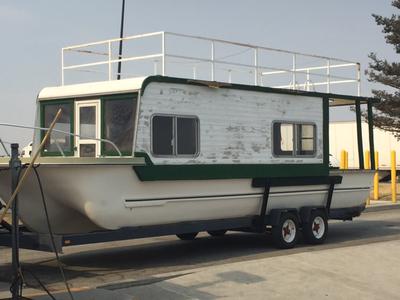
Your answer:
61,48 -> 65,86
323,97 -> 330,170
355,100 -> 364,169
292,54 -> 297,90
162,32 -> 166,76
153,60 -> 158,75
367,101 -> 375,169
10,143 -> 21,300
193,66 -> 197,79
357,63 -> 361,96
306,69 -> 310,91
326,59 -> 331,93
391,150 -> 397,203
211,41 -> 215,81
254,48 -> 258,85
108,41 -> 112,81
373,151 -> 379,200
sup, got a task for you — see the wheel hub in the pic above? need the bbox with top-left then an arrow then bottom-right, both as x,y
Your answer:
282,219 -> 296,243
312,216 -> 325,239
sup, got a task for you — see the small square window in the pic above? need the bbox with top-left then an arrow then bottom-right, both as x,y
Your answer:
273,122 -> 316,157
152,115 -> 199,157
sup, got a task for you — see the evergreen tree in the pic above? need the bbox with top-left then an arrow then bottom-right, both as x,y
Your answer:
366,0 -> 400,138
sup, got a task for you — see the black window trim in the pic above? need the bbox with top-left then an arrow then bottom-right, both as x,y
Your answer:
272,120 -> 317,158
150,113 -> 200,158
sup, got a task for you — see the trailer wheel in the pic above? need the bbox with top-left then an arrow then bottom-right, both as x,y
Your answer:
207,230 -> 227,237
176,232 -> 198,241
303,210 -> 328,245
272,212 -> 299,249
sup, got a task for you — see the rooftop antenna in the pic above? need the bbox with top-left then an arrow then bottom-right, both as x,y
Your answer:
117,0 -> 126,80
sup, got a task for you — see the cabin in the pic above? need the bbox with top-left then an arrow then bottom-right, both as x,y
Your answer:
36,75 -> 376,182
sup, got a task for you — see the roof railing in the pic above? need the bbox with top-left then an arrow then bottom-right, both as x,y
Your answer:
61,31 -> 361,96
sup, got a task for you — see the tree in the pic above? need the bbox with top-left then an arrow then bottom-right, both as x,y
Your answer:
366,0 -> 400,138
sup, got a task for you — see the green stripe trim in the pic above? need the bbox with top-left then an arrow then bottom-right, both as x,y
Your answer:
133,152 -> 328,181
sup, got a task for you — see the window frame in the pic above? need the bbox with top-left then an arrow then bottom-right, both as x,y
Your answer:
40,99 -> 74,157
272,120 -> 317,158
150,113 -> 200,158
101,93 -> 138,157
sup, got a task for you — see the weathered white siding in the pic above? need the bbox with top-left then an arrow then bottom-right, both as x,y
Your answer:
135,82 -> 324,165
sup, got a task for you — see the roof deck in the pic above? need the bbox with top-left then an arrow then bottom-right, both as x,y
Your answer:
61,31 -> 362,96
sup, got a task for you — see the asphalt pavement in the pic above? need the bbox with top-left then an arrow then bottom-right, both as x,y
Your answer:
0,207 -> 400,299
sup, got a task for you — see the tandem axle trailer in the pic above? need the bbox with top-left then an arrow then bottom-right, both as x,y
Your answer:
0,174 -> 365,253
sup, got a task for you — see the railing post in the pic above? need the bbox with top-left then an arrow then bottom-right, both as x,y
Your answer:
61,48 -> 65,86
326,59 -> 331,93
162,32 -> 166,76
391,150 -> 397,203
211,41 -> 215,81
373,151 -> 379,200
357,63 -> 361,96
193,66 -> 197,79
254,48 -> 258,86
108,41 -> 112,81
292,54 -> 297,90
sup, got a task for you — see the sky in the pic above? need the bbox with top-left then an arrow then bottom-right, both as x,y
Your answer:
0,0 -> 397,147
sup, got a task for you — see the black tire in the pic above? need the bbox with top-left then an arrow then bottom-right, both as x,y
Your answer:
207,230 -> 227,237
272,212 -> 299,249
176,232 -> 198,241
303,210 -> 328,245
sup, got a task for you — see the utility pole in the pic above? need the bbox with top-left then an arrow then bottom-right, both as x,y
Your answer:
117,0 -> 126,80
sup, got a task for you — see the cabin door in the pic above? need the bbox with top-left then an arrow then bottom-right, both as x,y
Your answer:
75,100 -> 100,157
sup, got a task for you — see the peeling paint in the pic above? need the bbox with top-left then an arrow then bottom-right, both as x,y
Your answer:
136,82 -> 324,166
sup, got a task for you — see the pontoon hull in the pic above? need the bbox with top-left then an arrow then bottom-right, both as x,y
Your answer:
0,166 -> 374,234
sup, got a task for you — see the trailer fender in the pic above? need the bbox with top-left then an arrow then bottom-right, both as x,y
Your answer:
268,209 -> 299,226
299,207 -> 327,225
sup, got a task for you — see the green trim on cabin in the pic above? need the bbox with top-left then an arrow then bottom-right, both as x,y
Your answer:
100,93 -> 137,156
140,75 -> 379,104
40,99 -> 74,156
133,152 -> 328,181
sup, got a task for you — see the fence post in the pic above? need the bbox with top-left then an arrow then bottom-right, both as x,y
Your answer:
373,151 -> 379,200
391,150 -> 397,203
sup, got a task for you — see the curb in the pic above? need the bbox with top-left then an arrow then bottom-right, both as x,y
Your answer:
365,203 -> 400,213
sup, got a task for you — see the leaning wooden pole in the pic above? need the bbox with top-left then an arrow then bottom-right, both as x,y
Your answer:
0,109 -> 62,223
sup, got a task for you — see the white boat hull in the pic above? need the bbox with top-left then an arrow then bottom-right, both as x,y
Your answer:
0,166 -> 374,234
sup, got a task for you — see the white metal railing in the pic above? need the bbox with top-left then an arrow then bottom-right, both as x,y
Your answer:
62,31 -> 361,95
0,123 -> 122,157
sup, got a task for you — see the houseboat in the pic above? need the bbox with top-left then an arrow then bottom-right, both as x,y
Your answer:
0,32 -> 377,249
